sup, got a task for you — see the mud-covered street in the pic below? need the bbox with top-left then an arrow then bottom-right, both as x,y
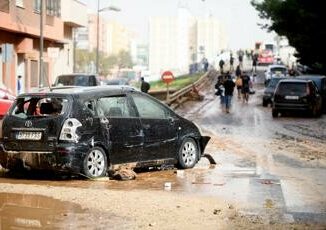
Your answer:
0,70 -> 325,229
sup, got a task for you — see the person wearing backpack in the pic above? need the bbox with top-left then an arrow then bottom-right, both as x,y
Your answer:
140,77 -> 150,93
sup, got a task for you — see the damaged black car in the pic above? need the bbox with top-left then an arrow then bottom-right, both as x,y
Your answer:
0,86 -> 210,178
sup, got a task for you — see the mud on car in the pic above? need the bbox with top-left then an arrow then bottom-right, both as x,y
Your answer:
0,86 -> 210,178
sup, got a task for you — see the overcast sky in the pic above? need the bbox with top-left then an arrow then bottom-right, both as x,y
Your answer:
84,0 -> 275,50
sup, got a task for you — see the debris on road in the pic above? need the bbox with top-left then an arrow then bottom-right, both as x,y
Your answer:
111,167 -> 137,181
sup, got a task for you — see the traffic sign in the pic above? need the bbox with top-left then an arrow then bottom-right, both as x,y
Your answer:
161,71 -> 174,84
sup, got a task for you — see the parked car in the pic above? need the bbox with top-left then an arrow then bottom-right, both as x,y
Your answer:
0,87 -> 15,119
0,86 -> 210,178
272,79 -> 323,117
53,74 -> 100,87
264,64 -> 288,85
262,77 -> 289,107
104,78 -> 129,86
296,75 -> 326,112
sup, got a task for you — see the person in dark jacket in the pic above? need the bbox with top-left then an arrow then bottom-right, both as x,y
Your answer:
223,73 -> 235,113
140,77 -> 150,93
241,73 -> 251,103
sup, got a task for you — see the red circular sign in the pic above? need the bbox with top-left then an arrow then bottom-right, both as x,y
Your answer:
161,71 -> 175,84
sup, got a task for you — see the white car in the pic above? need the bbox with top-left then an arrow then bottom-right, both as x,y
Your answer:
264,64 -> 288,85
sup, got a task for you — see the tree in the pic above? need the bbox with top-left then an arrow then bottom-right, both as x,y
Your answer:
116,50 -> 133,69
251,0 -> 326,73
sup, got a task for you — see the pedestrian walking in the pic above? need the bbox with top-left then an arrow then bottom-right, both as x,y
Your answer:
215,74 -> 225,105
229,54 -> 234,72
17,75 -> 22,95
241,73 -> 250,103
140,77 -> 150,93
238,53 -> 243,69
219,59 -> 225,74
252,54 -> 258,73
235,65 -> 242,98
223,73 -> 235,113
235,75 -> 242,99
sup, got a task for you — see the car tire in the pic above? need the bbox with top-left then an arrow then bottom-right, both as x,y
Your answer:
262,100 -> 268,107
272,109 -> 278,118
177,138 -> 198,169
83,147 -> 108,178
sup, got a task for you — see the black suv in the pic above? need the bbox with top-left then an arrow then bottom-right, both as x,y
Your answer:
0,86 -> 210,178
272,79 -> 323,117
296,75 -> 326,112
53,74 -> 100,87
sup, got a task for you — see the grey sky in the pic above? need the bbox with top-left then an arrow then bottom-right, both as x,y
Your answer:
85,0 -> 275,50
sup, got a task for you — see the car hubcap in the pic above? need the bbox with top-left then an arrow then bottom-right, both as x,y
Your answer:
86,149 -> 105,177
181,141 -> 196,167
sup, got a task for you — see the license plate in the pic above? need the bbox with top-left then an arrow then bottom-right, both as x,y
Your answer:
16,131 -> 42,140
285,95 -> 299,100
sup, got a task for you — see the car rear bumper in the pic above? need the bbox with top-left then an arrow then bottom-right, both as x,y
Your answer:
0,143 -> 88,173
273,103 -> 310,111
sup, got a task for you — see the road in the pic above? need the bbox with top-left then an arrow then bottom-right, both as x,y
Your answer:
0,67 -> 325,229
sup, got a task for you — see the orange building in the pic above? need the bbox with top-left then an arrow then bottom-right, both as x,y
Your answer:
0,0 -> 87,95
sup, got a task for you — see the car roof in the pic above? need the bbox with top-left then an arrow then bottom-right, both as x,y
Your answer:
279,79 -> 311,83
296,75 -> 326,80
57,73 -> 98,77
18,85 -> 137,98
268,64 -> 287,69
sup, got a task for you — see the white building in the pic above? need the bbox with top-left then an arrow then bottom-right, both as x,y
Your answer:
149,7 -> 228,79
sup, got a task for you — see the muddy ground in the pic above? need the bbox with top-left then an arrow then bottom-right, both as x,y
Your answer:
0,68 -> 325,229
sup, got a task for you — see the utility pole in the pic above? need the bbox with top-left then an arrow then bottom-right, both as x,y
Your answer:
96,0 -> 121,74
96,0 -> 100,74
39,0 -> 44,88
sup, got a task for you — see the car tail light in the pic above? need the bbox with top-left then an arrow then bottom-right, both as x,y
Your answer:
306,85 -> 310,95
59,118 -> 82,142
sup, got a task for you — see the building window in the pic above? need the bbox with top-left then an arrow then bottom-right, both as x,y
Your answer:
16,0 -> 24,8
34,0 -> 41,13
46,0 -> 61,17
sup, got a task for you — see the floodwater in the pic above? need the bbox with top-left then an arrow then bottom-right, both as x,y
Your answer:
0,68 -> 325,226
0,192 -> 129,229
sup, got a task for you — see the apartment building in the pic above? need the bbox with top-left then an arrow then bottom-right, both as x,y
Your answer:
149,7 -> 227,78
77,15 -> 132,56
0,0 -> 86,94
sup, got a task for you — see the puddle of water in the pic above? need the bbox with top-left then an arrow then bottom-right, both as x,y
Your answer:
0,193 -> 129,229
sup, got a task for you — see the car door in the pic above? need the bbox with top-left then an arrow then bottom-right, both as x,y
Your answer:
96,95 -> 143,165
129,93 -> 178,161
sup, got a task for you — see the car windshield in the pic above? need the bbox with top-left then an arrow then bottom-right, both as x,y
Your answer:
10,96 -> 69,119
271,67 -> 287,73
56,75 -> 95,86
277,82 -> 306,95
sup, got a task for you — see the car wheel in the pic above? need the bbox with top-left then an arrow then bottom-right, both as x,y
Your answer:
311,106 -> 321,118
272,109 -> 278,118
177,138 -> 198,169
262,100 -> 268,107
83,147 -> 108,178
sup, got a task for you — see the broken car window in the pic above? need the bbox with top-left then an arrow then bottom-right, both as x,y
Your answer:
97,96 -> 133,118
131,94 -> 168,119
11,97 -> 68,119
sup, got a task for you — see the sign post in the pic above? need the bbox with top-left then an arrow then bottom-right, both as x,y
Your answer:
161,71 -> 175,101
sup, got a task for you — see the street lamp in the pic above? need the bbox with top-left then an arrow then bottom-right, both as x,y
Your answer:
96,0 -> 121,74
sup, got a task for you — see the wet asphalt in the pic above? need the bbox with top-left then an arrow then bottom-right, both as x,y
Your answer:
0,66 -> 325,227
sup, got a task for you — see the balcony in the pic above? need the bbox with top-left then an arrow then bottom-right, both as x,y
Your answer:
61,0 -> 87,27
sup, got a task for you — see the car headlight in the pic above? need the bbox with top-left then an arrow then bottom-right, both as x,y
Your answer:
264,93 -> 272,97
